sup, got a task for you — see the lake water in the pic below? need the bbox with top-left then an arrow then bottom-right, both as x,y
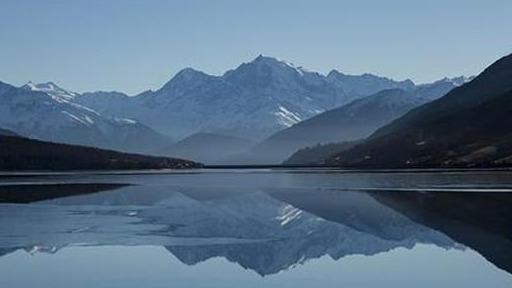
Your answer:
0,169 -> 512,287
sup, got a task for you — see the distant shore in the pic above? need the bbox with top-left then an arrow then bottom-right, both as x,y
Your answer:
1,166 -> 512,178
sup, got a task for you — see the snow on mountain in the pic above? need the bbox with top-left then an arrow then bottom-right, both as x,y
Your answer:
22,81 -> 78,102
2,56 -> 471,158
74,55 -> 418,140
0,81 -> 170,153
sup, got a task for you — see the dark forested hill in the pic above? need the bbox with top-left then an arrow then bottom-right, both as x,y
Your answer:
0,135 -> 200,170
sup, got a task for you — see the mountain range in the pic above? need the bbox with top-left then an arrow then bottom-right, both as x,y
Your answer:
0,54 -> 483,166
75,55 -> 418,141
326,53 -> 512,168
0,81 -> 170,154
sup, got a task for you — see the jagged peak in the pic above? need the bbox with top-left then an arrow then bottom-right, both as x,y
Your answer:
328,69 -> 383,79
21,81 -> 78,100
223,55 -> 315,83
328,69 -> 415,87
23,80 -> 59,90
249,54 -> 301,71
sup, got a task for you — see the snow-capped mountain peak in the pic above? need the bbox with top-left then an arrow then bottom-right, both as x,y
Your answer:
1,81 -> 171,153
22,81 -> 78,102
251,54 -> 298,70
68,56 -> 460,143
223,55 -> 312,88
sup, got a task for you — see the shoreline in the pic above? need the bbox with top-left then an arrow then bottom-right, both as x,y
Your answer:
1,166 -> 512,178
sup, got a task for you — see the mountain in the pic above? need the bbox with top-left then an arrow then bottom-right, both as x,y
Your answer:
237,78 -> 462,164
0,81 -> 171,154
22,81 -> 78,101
75,91 -> 132,115
74,55 -> 416,140
159,132 -> 255,164
0,127 -> 17,136
327,53 -> 512,168
0,134 -> 199,170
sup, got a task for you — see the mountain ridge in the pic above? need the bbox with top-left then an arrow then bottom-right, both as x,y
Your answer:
73,55 -> 421,141
327,53 -> 512,168
0,81 -> 172,154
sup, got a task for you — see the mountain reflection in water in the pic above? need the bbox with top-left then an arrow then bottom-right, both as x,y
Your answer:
0,170 -> 511,287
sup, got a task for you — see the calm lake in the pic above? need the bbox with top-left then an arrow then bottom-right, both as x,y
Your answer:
0,169 -> 511,288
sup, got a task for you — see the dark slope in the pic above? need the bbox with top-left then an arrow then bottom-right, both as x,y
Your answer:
374,53 -> 512,139
284,140 -> 361,165
369,191 -> 512,274
0,183 -> 127,203
0,128 -> 17,136
0,135 -> 200,170
160,132 -> 255,164
328,53 -> 512,168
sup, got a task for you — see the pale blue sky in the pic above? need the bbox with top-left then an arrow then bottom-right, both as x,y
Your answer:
1,0 -> 511,94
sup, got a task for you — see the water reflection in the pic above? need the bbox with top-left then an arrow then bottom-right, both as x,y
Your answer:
0,183 -> 127,203
0,171 -> 511,287
369,191 -> 512,274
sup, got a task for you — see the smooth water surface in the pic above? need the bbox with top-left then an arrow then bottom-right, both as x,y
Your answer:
0,169 -> 511,287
